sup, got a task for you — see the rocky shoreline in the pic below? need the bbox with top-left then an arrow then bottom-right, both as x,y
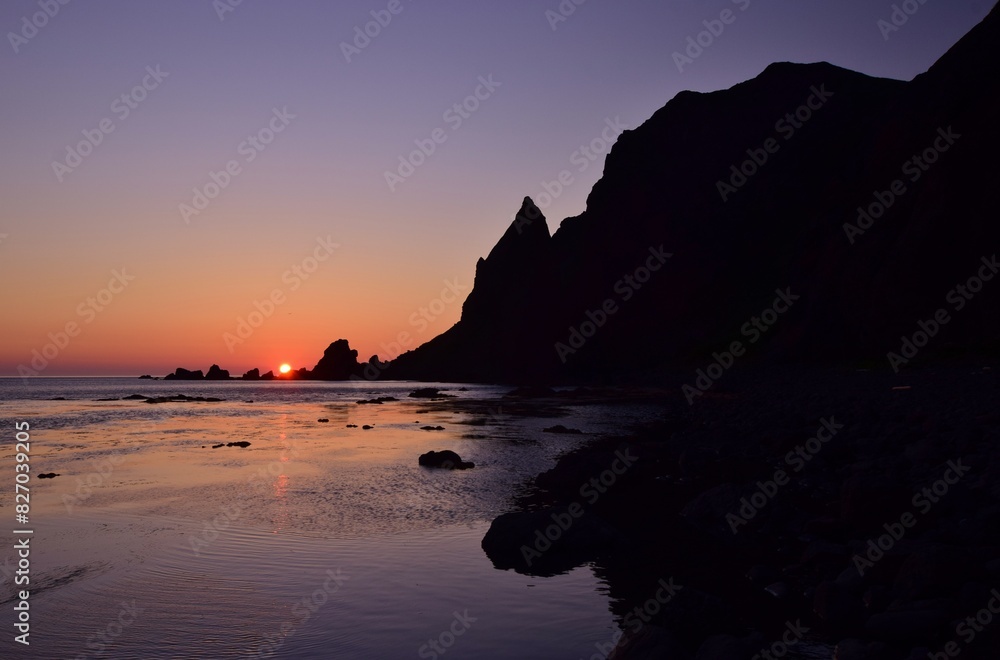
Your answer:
482,365 -> 1000,659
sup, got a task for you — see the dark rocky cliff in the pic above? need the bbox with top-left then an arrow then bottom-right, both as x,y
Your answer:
390,5 -> 1000,383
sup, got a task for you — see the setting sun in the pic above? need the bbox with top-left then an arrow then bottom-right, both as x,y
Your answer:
279,364 -> 292,374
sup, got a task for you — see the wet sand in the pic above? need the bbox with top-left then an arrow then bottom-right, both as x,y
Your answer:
0,383 -> 649,658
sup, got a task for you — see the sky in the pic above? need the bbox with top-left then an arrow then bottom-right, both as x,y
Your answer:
0,0 -> 994,377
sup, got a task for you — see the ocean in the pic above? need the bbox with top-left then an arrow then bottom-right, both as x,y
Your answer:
0,378 -> 661,659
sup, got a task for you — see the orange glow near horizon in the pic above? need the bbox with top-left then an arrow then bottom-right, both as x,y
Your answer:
0,205 -> 484,377
279,364 -> 292,374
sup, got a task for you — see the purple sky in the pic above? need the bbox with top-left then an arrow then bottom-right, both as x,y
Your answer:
0,0 -> 994,375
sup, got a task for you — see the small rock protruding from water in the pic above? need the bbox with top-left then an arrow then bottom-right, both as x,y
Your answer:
408,388 -> 453,399
543,424 -> 582,434
418,450 -> 474,470
357,397 -> 398,405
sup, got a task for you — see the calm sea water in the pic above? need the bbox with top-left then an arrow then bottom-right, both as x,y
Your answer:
0,378 -> 661,659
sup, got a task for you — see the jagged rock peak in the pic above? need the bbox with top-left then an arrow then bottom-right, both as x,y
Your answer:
480,196 -> 550,266
514,196 -> 549,237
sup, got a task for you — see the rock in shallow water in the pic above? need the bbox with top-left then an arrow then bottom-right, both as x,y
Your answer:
408,388 -> 453,399
542,424 -> 583,434
418,450 -> 473,470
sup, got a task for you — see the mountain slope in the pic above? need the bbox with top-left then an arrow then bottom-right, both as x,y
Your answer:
389,5 -> 1000,384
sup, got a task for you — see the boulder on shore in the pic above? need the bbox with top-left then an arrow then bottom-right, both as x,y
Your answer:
481,506 -> 622,576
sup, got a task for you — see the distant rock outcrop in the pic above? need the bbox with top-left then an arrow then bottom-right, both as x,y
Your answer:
310,339 -> 365,380
205,364 -> 231,380
150,339 -> 391,383
164,367 -> 204,380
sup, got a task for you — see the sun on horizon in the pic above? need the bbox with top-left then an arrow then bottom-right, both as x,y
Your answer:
279,364 -> 292,374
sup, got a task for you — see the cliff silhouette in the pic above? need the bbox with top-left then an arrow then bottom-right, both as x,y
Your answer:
387,4 -> 1000,383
